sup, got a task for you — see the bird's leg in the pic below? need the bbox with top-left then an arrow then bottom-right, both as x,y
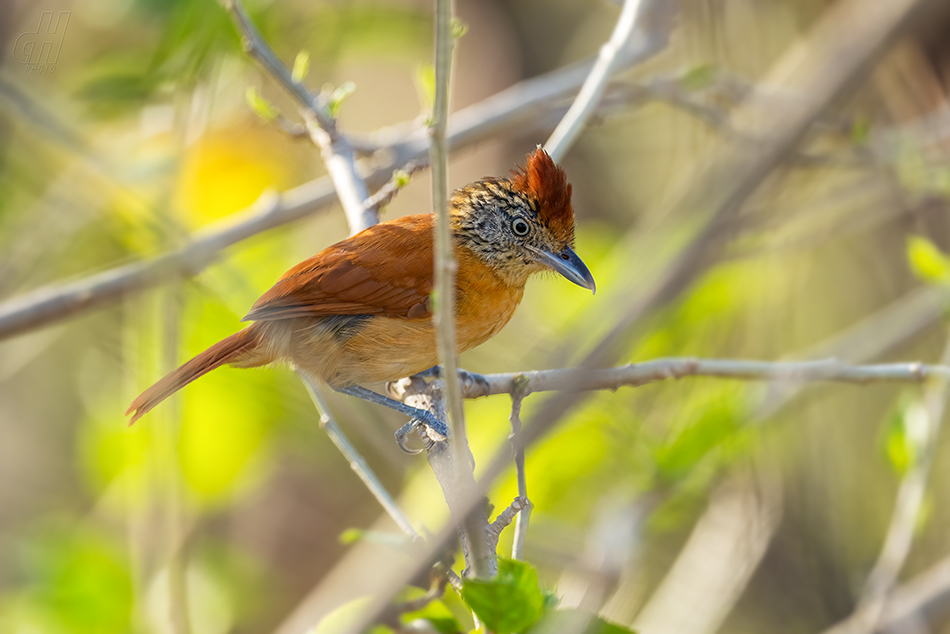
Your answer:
335,384 -> 450,443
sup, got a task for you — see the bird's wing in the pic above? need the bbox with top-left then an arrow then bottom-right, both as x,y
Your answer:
243,214 -> 435,322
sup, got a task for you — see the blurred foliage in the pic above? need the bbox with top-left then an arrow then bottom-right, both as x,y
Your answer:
3,0 -> 950,633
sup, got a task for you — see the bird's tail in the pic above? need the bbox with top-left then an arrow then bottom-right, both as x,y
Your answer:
126,325 -> 267,424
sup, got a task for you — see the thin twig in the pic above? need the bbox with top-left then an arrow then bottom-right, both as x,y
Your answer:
544,0 -> 650,162
0,45 -> 671,342
363,162 -> 424,215
820,337 -> 950,634
508,379 -> 532,560
223,0 -> 334,131
822,555 -> 950,634
298,374 -> 421,540
490,497 -> 530,540
224,0 -> 375,233
445,358 -> 946,399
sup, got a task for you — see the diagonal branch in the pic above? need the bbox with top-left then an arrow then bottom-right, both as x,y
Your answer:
299,374 -> 421,541
339,0 -> 944,630
223,0 -> 375,233
0,43 -> 668,343
544,0 -> 655,162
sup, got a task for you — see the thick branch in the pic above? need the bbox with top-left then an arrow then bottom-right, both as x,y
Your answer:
396,378 -> 495,578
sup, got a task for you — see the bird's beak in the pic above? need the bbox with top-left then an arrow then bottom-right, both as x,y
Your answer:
527,244 -> 596,294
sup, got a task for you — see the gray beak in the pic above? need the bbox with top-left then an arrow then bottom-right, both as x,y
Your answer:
527,244 -> 596,294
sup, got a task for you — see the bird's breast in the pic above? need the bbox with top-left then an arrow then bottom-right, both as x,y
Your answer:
288,250 -> 524,387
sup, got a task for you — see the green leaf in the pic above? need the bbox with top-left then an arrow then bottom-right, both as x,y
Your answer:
401,597 -> 463,634
461,559 -> 545,634
528,609 -> 637,634
883,399 -> 929,476
292,50 -> 311,83
392,169 -> 412,189
416,64 -> 436,111
245,86 -> 278,122
450,18 -> 468,39
850,116 -> 871,145
907,236 -> 950,284
328,81 -> 357,118
653,394 -> 741,483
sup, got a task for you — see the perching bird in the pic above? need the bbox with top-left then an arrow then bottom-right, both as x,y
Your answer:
126,148 -> 595,436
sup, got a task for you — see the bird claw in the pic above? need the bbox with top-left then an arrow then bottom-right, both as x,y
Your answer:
394,422 -> 423,454
394,411 -> 449,454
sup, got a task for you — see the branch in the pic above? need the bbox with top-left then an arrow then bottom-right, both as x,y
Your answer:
223,1 -> 334,131
363,162 -> 424,216
223,0 -> 376,233
428,0 -> 493,580
447,358 -> 948,399
822,554 -> 950,634
342,0 -> 944,627
489,496 -> 529,541
508,383 -> 532,560
544,0 -> 653,162
299,374 -> 421,541
821,337 -> 950,634
395,378 -> 495,578
0,42 -> 669,343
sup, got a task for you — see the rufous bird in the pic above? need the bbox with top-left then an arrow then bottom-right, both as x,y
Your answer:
126,148 -> 595,438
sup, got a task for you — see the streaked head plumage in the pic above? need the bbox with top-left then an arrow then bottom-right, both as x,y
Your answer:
448,148 -> 593,292
509,148 -> 574,246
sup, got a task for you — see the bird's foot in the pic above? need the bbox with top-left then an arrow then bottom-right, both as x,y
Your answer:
394,411 -> 449,454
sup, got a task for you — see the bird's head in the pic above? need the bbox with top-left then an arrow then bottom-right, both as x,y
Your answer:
451,148 -> 596,293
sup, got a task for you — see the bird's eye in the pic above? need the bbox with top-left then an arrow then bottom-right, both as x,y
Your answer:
511,218 -> 530,237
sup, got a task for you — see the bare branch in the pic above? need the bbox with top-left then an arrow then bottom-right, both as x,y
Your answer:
490,497 -> 529,541
0,47 -> 667,343
363,162 -> 424,215
545,0 -> 656,162
298,374 -> 421,541
223,0 -> 375,233
508,382 -> 532,560
396,378 -> 495,578
819,337 -> 950,634
223,0 -> 334,131
341,0 -> 944,628
823,554 -> 950,634
449,358 -> 947,399
429,0 -> 491,580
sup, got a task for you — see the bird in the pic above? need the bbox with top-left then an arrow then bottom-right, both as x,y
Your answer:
126,148 -> 595,439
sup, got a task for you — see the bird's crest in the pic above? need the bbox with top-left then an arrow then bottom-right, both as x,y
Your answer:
510,148 -> 575,244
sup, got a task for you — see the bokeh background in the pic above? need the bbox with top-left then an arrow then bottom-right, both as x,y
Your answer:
3,0 -> 950,632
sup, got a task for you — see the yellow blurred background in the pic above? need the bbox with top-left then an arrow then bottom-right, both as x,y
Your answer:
3,0 -> 950,632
